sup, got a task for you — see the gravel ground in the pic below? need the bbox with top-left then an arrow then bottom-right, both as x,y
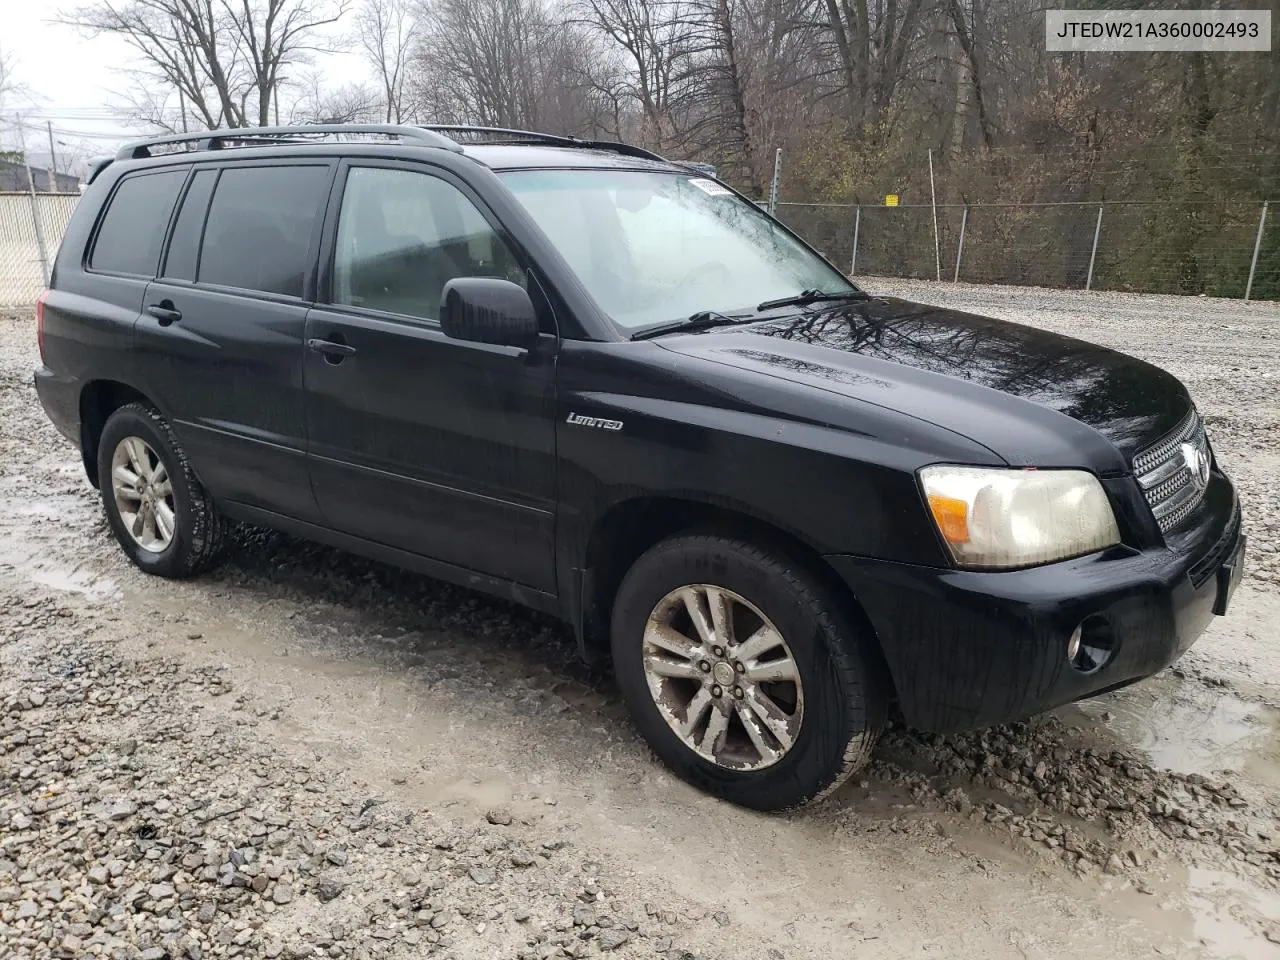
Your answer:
2,283 -> 1279,960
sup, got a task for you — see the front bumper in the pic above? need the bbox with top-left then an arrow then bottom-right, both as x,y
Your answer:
828,470 -> 1243,733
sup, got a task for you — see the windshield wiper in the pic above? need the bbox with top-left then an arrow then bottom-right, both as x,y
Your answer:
756,288 -> 869,312
630,311 -> 752,341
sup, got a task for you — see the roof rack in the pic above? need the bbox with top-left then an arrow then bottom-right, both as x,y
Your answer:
113,122 -> 667,165
417,125 -> 666,162
115,124 -> 462,160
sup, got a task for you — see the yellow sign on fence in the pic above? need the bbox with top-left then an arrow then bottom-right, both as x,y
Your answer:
885,194 -> 900,207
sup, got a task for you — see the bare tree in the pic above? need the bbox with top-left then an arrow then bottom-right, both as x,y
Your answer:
356,0 -> 415,121
412,0 -> 549,128
60,0 -> 351,129
0,45 -> 14,113
289,69 -> 383,122
573,0 -> 695,149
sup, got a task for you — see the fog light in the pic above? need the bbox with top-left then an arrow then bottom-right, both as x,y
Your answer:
1067,625 -> 1082,662
1068,616 -> 1116,674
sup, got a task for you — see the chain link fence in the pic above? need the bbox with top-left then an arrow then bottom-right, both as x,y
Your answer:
776,199 -> 1279,300
1,189 -> 1277,305
0,193 -> 80,306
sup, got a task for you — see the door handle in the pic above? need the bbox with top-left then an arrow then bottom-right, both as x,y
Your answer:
307,337 -> 357,362
146,301 -> 182,326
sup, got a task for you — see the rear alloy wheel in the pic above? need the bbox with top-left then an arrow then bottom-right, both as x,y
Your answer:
611,534 -> 886,810
110,436 -> 177,553
642,584 -> 803,770
97,403 -> 226,579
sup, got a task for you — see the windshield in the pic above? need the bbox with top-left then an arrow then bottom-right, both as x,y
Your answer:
501,169 -> 858,332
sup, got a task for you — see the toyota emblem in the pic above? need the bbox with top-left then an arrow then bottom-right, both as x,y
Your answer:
1181,441 -> 1210,491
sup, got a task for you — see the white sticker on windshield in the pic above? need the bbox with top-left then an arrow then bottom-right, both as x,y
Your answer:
688,177 -> 732,197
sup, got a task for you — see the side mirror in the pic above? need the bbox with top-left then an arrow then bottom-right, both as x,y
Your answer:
439,277 -> 539,349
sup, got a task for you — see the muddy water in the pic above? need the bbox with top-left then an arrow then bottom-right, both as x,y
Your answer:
1067,674 -> 1280,787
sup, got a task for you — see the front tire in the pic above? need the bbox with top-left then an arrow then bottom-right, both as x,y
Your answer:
97,403 -> 226,579
611,534 -> 886,810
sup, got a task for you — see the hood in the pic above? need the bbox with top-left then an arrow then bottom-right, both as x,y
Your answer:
657,297 -> 1191,468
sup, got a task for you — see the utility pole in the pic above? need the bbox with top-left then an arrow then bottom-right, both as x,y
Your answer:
46,121 -> 58,189
17,115 -> 51,286
178,88 -> 189,132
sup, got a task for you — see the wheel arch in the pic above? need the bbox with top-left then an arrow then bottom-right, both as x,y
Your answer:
576,495 -> 897,703
79,380 -> 156,488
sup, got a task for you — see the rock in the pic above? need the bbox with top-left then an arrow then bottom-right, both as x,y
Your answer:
10,812 -> 31,830
198,902 -> 217,923
599,930 -> 630,951
1104,854 -> 1125,876
573,903 -> 596,927
272,883 -> 295,904
469,866 -> 496,885
324,846 -> 348,866
61,934 -> 84,952
87,865 -> 110,884
140,949 -> 166,960
315,877 -> 347,903
250,874 -> 269,893
108,800 -> 137,820
28,690 -> 46,707
510,847 -> 536,868
485,808 -> 513,826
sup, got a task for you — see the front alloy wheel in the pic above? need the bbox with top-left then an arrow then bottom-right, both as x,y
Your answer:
611,534 -> 886,810
642,585 -> 803,770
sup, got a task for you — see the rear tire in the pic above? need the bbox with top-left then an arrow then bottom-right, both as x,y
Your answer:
610,534 -> 885,810
97,403 -> 226,579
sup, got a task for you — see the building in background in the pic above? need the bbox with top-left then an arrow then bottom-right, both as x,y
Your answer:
0,157 -> 81,192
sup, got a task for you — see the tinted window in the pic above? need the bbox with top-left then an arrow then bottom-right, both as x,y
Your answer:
333,166 -> 524,320
198,165 -> 329,297
162,169 -> 217,282
89,170 -> 187,276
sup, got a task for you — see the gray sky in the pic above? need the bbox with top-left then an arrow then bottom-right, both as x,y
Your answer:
1,1 -> 365,173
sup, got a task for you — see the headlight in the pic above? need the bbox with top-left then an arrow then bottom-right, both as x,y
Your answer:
919,465 -> 1121,569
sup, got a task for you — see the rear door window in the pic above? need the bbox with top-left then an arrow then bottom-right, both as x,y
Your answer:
89,169 -> 187,277
197,165 -> 330,298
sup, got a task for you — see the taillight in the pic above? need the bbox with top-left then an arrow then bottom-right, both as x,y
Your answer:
36,290 -> 48,364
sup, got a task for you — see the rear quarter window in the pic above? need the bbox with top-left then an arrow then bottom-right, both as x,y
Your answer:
88,169 -> 188,277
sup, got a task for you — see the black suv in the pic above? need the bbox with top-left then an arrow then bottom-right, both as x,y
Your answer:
36,125 -> 1245,809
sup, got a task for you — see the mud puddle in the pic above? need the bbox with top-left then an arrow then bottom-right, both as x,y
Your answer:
1063,672 -> 1280,789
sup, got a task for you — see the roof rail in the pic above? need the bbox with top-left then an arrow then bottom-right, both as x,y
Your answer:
115,124 -> 462,160
418,125 -> 667,162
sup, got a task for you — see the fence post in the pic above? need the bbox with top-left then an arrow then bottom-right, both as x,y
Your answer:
849,206 -> 860,276
1245,200 -> 1268,302
17,116 -> 51,287
928,148 -> 941,281
768,148 -> 782,216
953,206 -> 969,283
1085,204 -> 1103,291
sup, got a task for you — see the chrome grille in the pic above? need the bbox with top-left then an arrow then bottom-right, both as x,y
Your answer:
1134,410 -> 1211,534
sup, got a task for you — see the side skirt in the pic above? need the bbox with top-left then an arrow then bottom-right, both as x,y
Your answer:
220,501 -> 563,618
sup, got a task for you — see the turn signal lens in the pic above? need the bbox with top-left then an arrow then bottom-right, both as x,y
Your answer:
927,494 -> 970,544
919,465 -> 1121,569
